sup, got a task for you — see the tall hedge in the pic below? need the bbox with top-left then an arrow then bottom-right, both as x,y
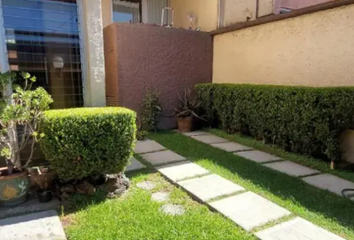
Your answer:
196,84 -> 354,161
40,107 -> 136,181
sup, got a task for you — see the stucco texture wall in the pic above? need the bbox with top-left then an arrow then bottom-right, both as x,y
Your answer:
104,23 -> 212,129
213,4 -> 354,86
171,0 -> 218,31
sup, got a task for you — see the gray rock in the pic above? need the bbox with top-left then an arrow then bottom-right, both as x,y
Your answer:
136,181 -> 156,190
151,192 -> 169,202
160,204 -> 185,216
100,174 -> 130,198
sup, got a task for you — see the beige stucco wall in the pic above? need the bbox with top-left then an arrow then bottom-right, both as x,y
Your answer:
213,4 -> 354,86
81,0 -> 106,107
102,0 -> 113,27
171,0 -> 218,31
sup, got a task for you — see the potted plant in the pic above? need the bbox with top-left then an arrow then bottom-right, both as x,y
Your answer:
0,71 -> 53,206
175,89 -> 205,132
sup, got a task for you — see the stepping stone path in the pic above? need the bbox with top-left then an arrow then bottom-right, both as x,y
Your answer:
137,134 -> 349,240
160,204 -> 185,216
134,140 -> 165,154
151,192 -> 170,202
157,161 -> 210,182
209,192 -> 291,231
263,161 -> 320,177
303,174 -> 354,197
0,210 -> 66,240
211,142 -> 252,152
191,134 -> 229,144
137,181 -> 156,190
255,217 -> 345,240
126,157 -> 146,172
181,131 -> 209,137
140,150 -> 185,166
152,192 -> 170,202
178,174 -> 244,201
235,150 -> 282,163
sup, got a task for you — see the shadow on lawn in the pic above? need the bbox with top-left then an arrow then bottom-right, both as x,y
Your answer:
149,131 -> 354,234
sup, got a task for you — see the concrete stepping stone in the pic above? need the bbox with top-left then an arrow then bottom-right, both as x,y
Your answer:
234,150 -> 282,163
0,210 -> 66,240
191,134 -> 229,144
255,217 -> 345,240
157,161 -> 210,182
134,140 -> 165,154
178,174 -> 244,201
151,192 -> 170,202
137,181 -> 156,190
160,204 -> 185,216
263,161 -> 320,177
302,174 -> 354,197
125,157 -> 146,172
209,192 -> 291,231
211,142 -> 253,152
181,131 -> 209,136
141,150 -> 186,166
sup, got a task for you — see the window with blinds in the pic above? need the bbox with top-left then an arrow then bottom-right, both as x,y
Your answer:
1,0 -> 83,108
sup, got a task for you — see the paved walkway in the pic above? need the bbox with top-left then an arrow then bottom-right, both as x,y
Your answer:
132,135 -> 347,240
0,210 -> 66,240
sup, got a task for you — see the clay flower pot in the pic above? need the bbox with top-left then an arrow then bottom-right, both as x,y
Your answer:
0,168 -> 30,207
177,116 -> 193,132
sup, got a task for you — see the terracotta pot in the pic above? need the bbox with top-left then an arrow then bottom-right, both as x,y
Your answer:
0,168 -> 30,207
177,116 -> 193,132
29,169 -> 57,190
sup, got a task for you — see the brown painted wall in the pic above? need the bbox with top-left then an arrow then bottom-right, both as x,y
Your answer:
104,23 -> 212,129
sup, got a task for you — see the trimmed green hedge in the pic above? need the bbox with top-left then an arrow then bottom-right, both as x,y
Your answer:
40,107 -> 136,181
196,84 -> 354,161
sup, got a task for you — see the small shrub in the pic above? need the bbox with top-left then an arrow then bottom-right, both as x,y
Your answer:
40,107 -> 136,181
196,84 -> 354,162
141,88 -> 162,131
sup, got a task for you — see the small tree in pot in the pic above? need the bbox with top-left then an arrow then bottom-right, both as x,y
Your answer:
175,89 -> 205,132
0,72 -> 53,206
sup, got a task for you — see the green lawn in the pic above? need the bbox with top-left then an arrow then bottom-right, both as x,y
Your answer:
149,131 -> 354,240
63,171 -> 255,240
207,128 -> 354,183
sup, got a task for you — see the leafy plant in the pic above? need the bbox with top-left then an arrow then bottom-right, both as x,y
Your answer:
40,107 -> 136,181
0,71 -> 53,175
141,88 -> 162,131
196,83 -> 354,163
175,89 -> 205,120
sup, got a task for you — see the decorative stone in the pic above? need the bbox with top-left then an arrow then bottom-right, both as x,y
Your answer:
75,181 -> 96,196
134,140 -> 165,154
160,204 -> 185,216
136,181 -> 156,190
181,131 -> 209,136
234,150 -> 282,163
151,192 -> 169,202
157,161 -> 210,182
126,157 -> 146,172
211,142 -> 253,152
191,134 -> 229,144
255,217 -> 346,240
141,150 -> 186,166
302,174 -> 354,196
209,192 -> 291,231
178,174 -> 244,201
100,174 -> 130,198
0,210 -> 66,240
263,161 -> 320,177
